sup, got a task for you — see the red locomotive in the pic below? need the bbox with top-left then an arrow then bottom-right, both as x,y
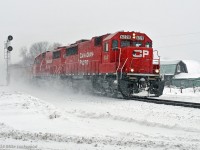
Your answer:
32,31 -> 164,98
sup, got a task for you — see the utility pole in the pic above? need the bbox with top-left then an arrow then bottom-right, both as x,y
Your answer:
4,35 -> 13,86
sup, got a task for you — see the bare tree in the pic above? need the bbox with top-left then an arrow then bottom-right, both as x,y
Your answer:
19,46 -> 32,66
19,41 -> 62,66
19,46 -> 28,59
48,42 -> 62,51
29,41 -> 50,59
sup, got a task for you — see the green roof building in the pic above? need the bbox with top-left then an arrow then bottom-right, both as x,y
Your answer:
160,60 -> 200,88
160,60 -> 188,85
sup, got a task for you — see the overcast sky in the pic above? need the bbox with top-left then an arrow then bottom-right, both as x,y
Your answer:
0,0 -> 200,63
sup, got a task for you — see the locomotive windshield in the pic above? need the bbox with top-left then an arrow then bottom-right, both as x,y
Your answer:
119,40 -> 152,48
120,40 -> 143,48
121,40 -> 131,47
145,42 -> 152,48
133,41 -> 142,47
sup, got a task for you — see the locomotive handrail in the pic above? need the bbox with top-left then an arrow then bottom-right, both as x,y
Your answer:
115,47 -> 122,82
39,59 -> 44,71
116,47 -> 122,72
153,50 -> 160,65
120,58 -> 128,79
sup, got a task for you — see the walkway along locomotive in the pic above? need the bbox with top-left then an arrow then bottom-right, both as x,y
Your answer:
32,31 -> 165,98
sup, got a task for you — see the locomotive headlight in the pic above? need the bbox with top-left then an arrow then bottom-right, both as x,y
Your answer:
155,69 -> 159,73
130,68 -> 134,72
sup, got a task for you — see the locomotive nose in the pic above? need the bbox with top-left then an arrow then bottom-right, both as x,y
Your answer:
127,48 -> 152,74
132,49 -> 149,58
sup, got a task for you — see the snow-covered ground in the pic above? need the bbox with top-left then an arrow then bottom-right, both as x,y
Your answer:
160,86 -> 200,103
0,80 -> 200,150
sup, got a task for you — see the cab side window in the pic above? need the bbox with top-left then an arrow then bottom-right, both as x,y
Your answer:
95,36 -> 103,46
112,40 -> 118,49
66,46 -> 78,56
53,51 -> 61,59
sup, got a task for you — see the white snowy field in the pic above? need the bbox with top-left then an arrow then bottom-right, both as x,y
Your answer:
0,80 -> 200,150
159,87 -> 200,103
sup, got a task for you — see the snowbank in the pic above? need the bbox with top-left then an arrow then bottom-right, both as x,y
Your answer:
0,85 -> 200,149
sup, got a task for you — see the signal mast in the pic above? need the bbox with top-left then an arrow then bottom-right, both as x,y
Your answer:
4,35 -> 13,85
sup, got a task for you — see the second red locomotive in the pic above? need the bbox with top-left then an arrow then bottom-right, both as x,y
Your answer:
33,31 -> 164,98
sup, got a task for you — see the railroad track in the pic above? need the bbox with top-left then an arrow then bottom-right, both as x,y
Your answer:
129,96 -> 200,109
93,91 -> 200,109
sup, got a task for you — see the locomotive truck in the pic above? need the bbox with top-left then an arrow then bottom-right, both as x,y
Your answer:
32,31 -> 164,98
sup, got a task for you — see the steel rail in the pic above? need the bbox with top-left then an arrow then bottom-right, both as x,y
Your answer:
128,96 -> 200,109
93,91 -> 200,109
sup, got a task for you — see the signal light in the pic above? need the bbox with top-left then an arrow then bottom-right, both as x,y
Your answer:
7,35 -> 13,41
7,46 -> 13,51
4,35 -> 13,86
6,35 -> 13,51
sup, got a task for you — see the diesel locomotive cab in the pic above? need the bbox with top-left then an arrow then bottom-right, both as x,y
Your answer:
117,33 -> 155,74
110,32 -> 164,97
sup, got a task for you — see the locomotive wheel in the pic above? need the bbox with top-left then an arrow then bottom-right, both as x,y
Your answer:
118,80 -> 134,99
149,80 -> 165,97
